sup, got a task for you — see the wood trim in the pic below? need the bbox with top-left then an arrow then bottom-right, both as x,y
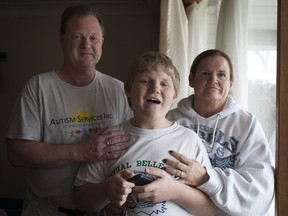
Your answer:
276,0 -> 288,215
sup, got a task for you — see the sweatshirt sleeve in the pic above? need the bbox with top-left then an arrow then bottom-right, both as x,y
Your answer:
198,118 -> 275,215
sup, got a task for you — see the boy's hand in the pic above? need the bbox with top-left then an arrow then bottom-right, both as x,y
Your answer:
107,169 -> 135,206
131,168 -> 177,202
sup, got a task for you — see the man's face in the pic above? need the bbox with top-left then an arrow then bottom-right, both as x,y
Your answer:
60,15 -> 104,71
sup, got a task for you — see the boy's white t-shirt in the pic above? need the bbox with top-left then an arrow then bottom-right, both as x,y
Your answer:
75,120 -> 211,216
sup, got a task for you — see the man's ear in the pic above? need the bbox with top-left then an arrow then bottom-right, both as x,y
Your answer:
188,73 -> 194,87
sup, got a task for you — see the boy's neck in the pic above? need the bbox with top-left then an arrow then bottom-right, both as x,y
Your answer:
130,118 -> 173,129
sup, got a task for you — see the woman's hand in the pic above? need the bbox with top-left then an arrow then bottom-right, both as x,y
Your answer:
162,150 -> 209,187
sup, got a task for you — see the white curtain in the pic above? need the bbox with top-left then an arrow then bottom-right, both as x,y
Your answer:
159,0 -> 210,106
159,0 -> 189,107
215,0 -> 248,109
186,0 -> 210,65
160,0 -> 249,109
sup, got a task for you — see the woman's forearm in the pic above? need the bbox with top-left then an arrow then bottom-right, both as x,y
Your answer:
173,181 -> 218,216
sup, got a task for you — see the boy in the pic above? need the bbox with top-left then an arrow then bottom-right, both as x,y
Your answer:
74,52 -> 218,215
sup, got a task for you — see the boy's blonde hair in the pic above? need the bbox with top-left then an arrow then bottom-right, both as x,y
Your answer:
124,51 -> 180,97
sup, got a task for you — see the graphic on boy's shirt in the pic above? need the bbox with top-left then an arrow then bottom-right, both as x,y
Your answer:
110,161 -> 165,177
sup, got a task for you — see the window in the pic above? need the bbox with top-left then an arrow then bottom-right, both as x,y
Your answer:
247,0 -> 277,159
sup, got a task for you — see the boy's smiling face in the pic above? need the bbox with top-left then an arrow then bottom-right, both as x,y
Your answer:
126,69 -> 176,128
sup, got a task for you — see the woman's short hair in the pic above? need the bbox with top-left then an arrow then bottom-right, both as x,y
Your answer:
190,49 -> 234,82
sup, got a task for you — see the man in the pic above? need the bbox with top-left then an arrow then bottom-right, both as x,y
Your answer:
5,5 -> 132,216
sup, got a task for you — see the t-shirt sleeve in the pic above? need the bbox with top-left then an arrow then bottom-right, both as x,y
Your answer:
5,80 -> 42,141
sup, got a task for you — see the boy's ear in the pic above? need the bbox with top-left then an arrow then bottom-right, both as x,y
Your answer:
125,88 -> 133,109
125,88 -> 131,97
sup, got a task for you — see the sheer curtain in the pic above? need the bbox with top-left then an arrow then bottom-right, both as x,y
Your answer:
159,0 -> 211,106
216,0 -> 248,109
159,0 -> 248,108
159,0 -> 190,107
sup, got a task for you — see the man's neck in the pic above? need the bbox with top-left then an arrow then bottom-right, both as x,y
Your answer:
56,66 -> 96,86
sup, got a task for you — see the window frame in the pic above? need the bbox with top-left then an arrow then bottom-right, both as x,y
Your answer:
276,0 -> 288,215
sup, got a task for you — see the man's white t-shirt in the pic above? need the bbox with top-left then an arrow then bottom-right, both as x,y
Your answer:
6,70 -> 132,209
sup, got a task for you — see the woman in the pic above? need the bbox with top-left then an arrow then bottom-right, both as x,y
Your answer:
165,49 -> 274,215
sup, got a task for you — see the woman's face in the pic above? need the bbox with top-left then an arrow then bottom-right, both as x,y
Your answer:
189,56 -> 233,105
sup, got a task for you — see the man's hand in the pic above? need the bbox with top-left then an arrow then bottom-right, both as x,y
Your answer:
76,128 -> 130,163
